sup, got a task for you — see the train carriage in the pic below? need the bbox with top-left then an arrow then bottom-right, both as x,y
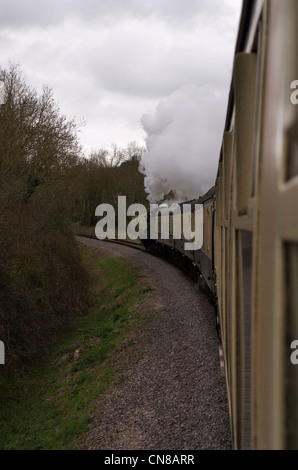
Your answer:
142,0 -> 298,450
215,0 -> 298,450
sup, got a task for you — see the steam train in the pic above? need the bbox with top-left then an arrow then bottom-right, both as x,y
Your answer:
141,0 -> 298,450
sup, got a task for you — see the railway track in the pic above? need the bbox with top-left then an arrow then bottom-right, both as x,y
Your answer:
75,233 -> 146,252
76,233 -> 201,281
78,229 -> 231,450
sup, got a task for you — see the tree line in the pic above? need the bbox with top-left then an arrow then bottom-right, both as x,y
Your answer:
0,64 -> 148,371
77,141 -> 148,227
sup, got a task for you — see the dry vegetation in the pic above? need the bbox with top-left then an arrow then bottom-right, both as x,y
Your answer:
0,63 -> 148,371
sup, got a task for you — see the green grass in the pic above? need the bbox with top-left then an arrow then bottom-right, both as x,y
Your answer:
0,244 -> 154,450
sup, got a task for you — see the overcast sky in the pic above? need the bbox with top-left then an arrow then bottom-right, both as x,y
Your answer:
0,0 -> 242,199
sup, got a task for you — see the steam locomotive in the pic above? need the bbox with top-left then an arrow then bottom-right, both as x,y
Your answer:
141,0 -> 298,450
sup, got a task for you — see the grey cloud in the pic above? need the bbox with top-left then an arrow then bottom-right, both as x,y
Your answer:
0,0 -> 71,28
0,0 -> 239,29
83,13 -> 237,100
0,0 -> 242,154
73,0 -> 233,27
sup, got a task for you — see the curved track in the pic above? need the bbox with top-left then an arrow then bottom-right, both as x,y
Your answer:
77,236 -> 232,450
75,233 -> 146,251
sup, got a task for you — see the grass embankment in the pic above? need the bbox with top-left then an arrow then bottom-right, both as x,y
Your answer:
0,243 -> 154,450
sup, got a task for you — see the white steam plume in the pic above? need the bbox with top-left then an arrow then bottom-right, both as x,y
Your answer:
140,84 -> 227,202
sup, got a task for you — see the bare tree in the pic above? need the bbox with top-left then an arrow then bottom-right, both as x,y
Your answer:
0,63 -> 88,369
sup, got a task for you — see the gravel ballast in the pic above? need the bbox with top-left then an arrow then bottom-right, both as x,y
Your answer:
77,237 -> 232,450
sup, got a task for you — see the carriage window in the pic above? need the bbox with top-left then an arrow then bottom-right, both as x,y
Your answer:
223,132 -> 233,221
234,52 -> 257,216
285,1 -> 298,181
233,16 -> 264,215
251,19 -> 264,196
286,138 -> 298,180
235,230 -> 253,449
284,243 -> 298,449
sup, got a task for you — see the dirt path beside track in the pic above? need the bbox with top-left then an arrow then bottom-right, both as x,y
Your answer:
77,237 -> 232,450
